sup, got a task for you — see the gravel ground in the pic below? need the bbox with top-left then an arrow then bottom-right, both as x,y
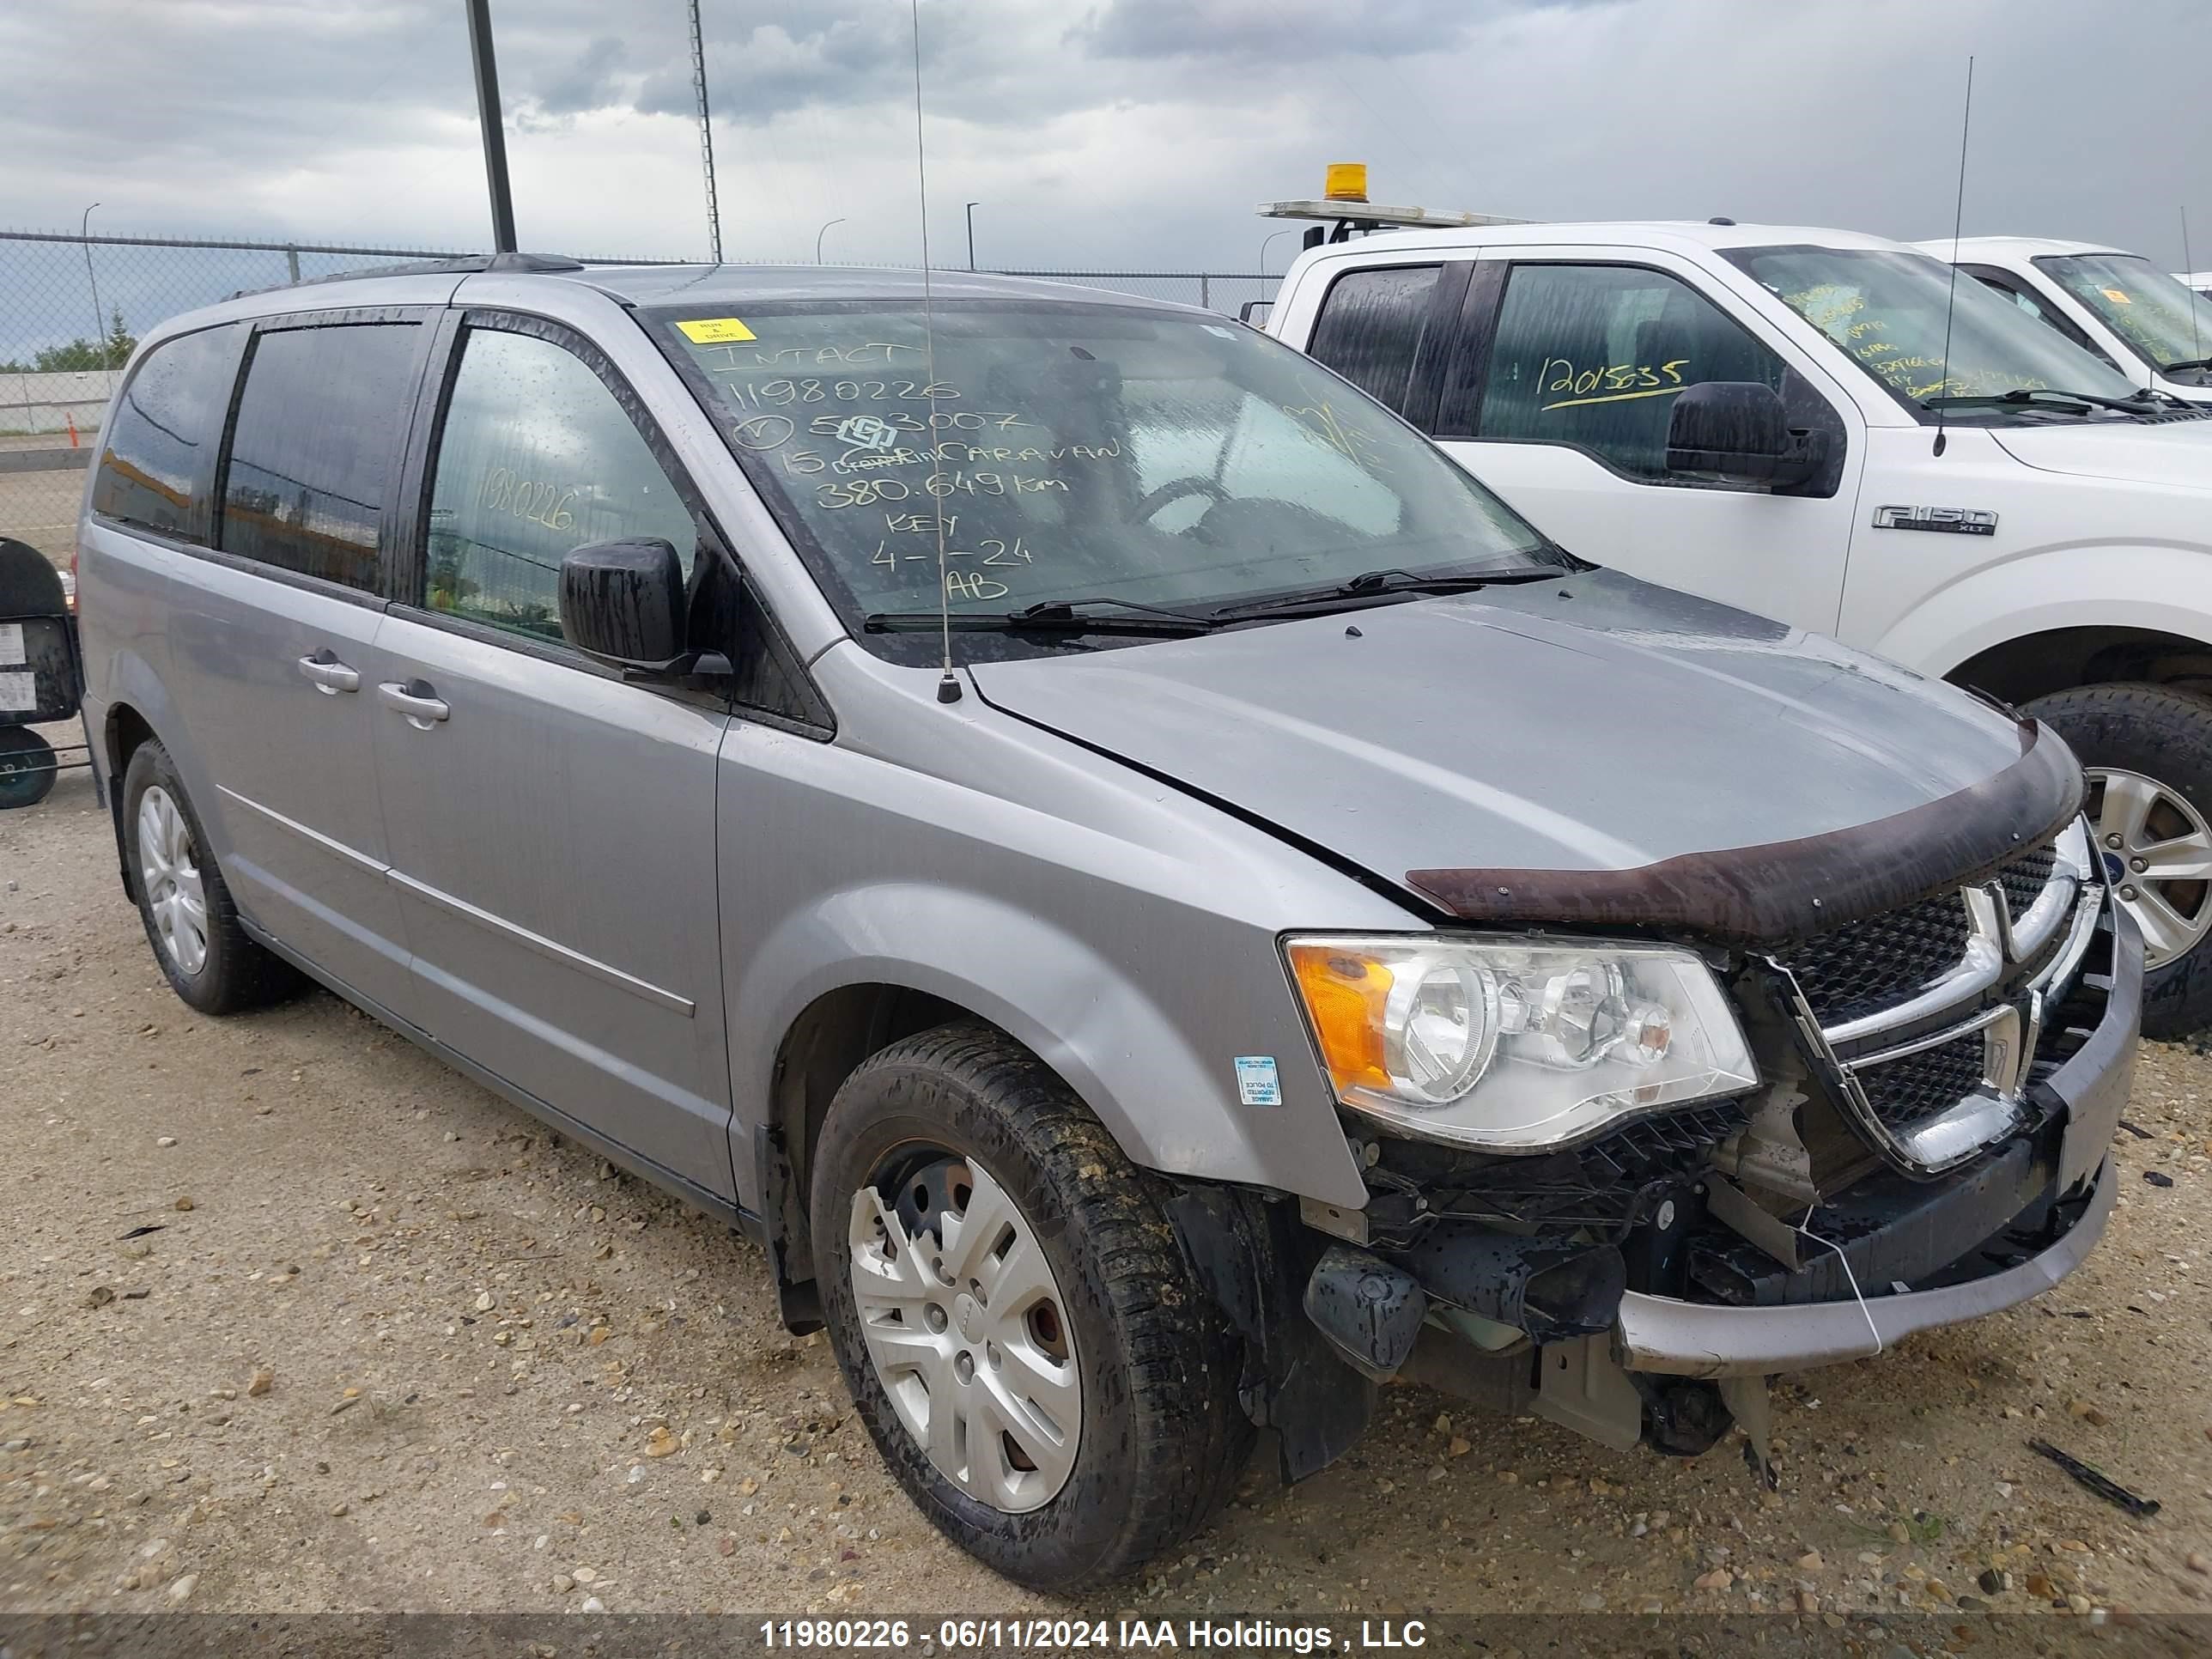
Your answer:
3,757 -> 2210,1624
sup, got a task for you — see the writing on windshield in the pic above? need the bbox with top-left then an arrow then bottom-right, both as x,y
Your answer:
652,300 -> 1553,647
1726,246 -> 2142,417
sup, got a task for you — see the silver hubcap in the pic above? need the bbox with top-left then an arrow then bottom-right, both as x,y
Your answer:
2088,767 -> 2212,969
137,786 -> 209,976
847,1154 -> 1080,1512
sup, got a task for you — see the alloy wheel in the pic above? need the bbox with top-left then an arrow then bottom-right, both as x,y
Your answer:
2087,766 -> 2212,968
137,785 -> 209,976
846,1151 -> 1081,1512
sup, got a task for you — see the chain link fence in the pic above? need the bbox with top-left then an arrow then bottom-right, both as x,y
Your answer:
0,228 -> 1275,570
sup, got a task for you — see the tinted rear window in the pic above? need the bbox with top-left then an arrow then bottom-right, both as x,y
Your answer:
1305,265 -> 1441,415
217,323 -> 421,592
90,325 -> 240,541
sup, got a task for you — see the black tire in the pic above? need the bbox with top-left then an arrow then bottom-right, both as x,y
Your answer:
0,727 -> 57,809
809,1021 -> 1252,1591
2022,682 -> 2212,1038
121,740 -> 298,1015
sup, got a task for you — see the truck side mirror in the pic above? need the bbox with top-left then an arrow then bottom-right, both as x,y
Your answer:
559,538 -> 690,672
1666,381 -> 1827,489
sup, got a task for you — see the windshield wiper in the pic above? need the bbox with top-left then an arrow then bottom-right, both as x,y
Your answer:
2163,356 -> 2212,374
1923,386 -> 2160,415
1211,564 -> 1559,620
864,598 -> 1220,637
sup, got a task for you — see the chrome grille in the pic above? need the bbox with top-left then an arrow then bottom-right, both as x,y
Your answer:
1862,1031 -> 1985,1131
1771,818 -> 2102,1176
1784,894 -> 1972,1028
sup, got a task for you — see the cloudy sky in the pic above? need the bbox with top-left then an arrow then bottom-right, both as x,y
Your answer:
3,0 -> 2209,277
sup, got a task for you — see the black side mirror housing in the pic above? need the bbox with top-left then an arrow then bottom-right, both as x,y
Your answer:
560,538 -> 690,672
1666,381 -> 1828,489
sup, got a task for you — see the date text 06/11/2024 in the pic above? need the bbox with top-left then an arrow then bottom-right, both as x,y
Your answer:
757,1619 -> 1431,1651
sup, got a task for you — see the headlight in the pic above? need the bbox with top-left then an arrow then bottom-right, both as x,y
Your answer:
1284,935 -> 1757,1151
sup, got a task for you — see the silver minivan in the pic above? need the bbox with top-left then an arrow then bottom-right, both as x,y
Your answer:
76,256 -> 2140,1589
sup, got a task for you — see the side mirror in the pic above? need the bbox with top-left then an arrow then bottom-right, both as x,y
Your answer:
1666,381 -> 1827,489
559,538 -> 689,672
1238,299 -> 1274,327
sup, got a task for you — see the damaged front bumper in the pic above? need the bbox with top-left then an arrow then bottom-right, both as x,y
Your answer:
1627,902 -> 2141,1380
1618,903 -> 2138,1376
1296,902 -> 2140,1459
1615,1147 -> 2116,1377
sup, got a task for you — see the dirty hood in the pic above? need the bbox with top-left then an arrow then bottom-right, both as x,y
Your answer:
970,571 -> 2057,934
1991,416 -> 2212,488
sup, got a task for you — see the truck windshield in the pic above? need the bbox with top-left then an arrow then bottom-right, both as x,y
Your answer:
2033,252 -> 2212,376
649,299 -> 1562,655
1722,246 -> 2147,418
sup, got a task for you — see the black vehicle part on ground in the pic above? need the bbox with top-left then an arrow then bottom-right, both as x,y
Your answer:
1406,720 -> 2081,945
1162,1184 -> 1376,1484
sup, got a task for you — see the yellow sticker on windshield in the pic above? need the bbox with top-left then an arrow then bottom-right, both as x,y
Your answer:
678,317 -> 757,343
2101,288 -> 2133,304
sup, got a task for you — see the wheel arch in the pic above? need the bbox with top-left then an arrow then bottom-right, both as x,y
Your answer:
1948,625 -> 2212,707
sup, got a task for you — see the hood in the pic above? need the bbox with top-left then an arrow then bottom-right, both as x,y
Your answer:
970,571 -> 2066,940
1991,417 -> 2212,487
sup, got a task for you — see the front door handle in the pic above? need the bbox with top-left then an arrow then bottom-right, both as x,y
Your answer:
297,652 -> 360,695
378,679 -> 451,729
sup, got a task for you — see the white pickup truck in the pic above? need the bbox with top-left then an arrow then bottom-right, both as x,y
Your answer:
1917,235 -> 2212,406
1266,216 -> 2212,1034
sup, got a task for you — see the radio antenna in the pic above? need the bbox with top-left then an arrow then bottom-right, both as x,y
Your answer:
2184,206 -> 2202,369
909,0 -> 961,704
1932,54 -> 1974,459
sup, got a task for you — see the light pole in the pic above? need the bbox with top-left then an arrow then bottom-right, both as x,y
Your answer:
1261,228 -> 1295,286
965,202 -> 980,270
464,0 -> 518,252
815,217 -> 847,264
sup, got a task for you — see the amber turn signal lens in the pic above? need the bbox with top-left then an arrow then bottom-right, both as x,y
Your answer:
1286,941 -> 1393,1093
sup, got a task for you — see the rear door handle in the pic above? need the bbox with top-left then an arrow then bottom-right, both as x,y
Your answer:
297,653 -> 360,694
378,680 -> 450,728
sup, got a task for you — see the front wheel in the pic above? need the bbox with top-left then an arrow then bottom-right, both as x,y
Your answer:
2023,683 -> 2212,1038
809,1023 -> 1251,1589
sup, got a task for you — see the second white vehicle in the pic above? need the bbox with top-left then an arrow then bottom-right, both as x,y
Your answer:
1267,216 -> 2212,1034
1919,235 -> 2212,406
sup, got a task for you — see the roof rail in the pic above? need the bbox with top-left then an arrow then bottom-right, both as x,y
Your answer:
227,249 -> 588,301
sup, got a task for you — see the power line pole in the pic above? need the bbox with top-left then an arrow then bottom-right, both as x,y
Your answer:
464,0 -> 518,252
688,0 -> 722,264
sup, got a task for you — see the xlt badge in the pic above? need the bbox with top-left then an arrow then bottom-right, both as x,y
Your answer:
1873,505 -> 1998,535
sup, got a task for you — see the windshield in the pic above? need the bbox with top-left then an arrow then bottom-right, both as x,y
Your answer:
2033,252 -> 2212,377
651,299 -> 1561,657
1722,245 -> 2146,418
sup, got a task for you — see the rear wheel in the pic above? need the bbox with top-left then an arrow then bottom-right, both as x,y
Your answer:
809,1022 -> 1250,1589
0,728 -> 56,810
121,741 -> 298,1015
2022,683 -> 2212,1038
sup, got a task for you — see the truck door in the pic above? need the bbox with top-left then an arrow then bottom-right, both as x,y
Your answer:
1395,250 -> 1863,633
